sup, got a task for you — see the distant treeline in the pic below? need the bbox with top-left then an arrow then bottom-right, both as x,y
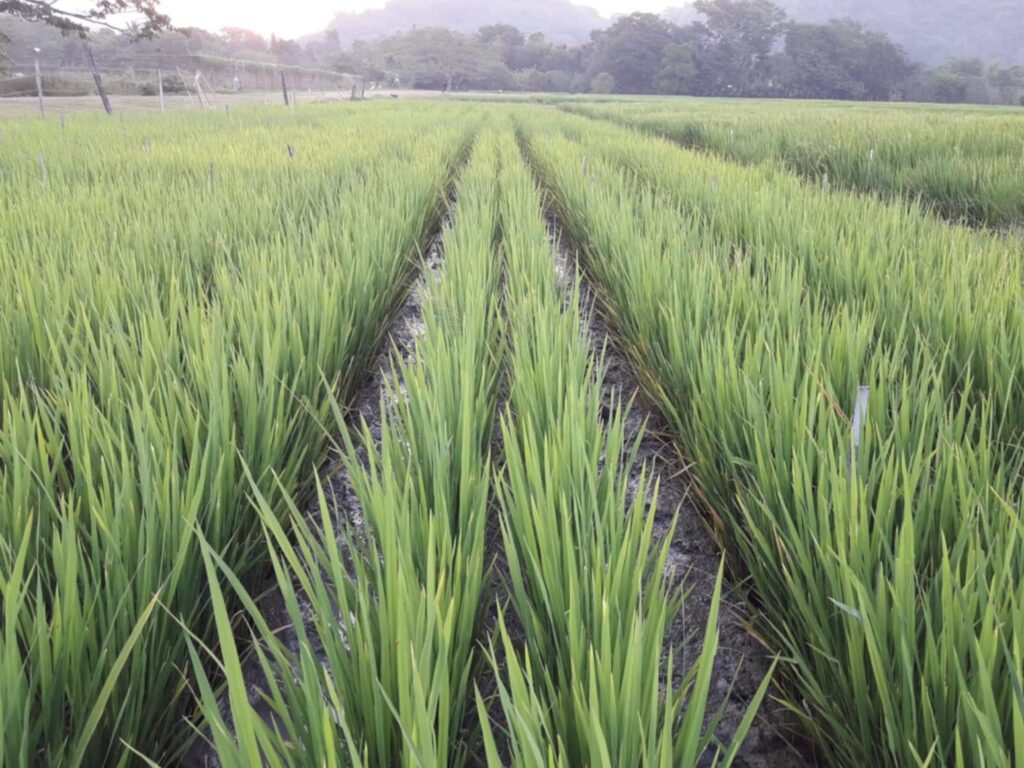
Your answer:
2,0 -> 1022,105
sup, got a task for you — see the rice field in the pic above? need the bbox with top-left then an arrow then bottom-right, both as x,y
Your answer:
561,99 -> 1024,230
1,98 -> 1022,767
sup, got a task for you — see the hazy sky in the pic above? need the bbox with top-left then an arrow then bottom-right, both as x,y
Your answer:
155,0 -> 670,40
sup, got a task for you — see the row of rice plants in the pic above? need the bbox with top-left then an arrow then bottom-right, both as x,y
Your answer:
0,104 -> 474,766
518,111 -> 1024,767
483,132 -> 769,766
562,99 -> 1024,229
190,128 -> 506,766
541,108 -> 1024,450
185,128 -> 764,766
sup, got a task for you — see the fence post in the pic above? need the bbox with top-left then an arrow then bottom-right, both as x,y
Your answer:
158,68 -> 165,112
82,42 -> 113,116
193,71 -> 209,108
280,68 -> 290,106
33,51 -> 45,119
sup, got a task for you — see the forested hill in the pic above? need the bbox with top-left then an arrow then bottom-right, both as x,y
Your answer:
322,0 -> 607,47
665,0 -> 1024,66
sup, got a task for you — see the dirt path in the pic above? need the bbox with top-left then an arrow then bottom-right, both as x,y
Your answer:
547,217 -> 816,768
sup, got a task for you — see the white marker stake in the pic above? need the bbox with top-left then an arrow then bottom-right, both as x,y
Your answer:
850,386 -> 870,476
34,55 -> 45,119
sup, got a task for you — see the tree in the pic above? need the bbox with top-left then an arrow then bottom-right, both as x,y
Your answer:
269,35 -> 303,65
777,20 -> 913,100
219,27 -> 267,53
381,27 -> 509,91
590,71 -> 615,93
656,40 -> 700,94
0,0 -> 171,39
0,28 -> 9,74
590,13 -> 680,93
478,23 -> 527,70
477,23 -> 524,49
691,0 -> 786,95
989,64 -> 1024,103
855,29 -> 915,100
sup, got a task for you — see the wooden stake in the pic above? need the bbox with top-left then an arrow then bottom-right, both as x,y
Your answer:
177,68 -> 197,108
280,68 -> 290,106
158,68 -> 165,113
83,42 -> 113,115
193,71 -> 210,109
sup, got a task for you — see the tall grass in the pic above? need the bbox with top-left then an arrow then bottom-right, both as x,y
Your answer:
519,109 -> 1024,767
0,104 -> 474,766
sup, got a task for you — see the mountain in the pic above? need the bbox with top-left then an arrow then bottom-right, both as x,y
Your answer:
322,0 -> 608,47
664,0 -> 1024,66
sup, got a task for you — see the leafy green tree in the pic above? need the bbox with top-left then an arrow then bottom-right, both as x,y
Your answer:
691,0 -> 786,95
988,64 -> 1024,103
589,13 -> 680,93
778,20 -> 913,100
0,0 -> 171,38
477,23 -> 530,70
590,71 -> 616,93
381,27 -> 509,91
0,28 -> 9,73
656,41 -> 700,94
477,23 -> 524,48
219,27 -> 268,53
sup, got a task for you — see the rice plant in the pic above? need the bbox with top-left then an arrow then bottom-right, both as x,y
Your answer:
519,110 -> 1024,767
0,103 -> 474,766
564,99 -> 1024,229
481,132 -> 770,767
189,128 -> 505,767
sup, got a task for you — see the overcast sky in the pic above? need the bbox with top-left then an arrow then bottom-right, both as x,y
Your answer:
153,0 -> 671,40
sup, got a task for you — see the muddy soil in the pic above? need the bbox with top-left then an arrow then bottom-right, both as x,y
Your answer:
547,217 -> 817,768
181,217 -> 449,768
